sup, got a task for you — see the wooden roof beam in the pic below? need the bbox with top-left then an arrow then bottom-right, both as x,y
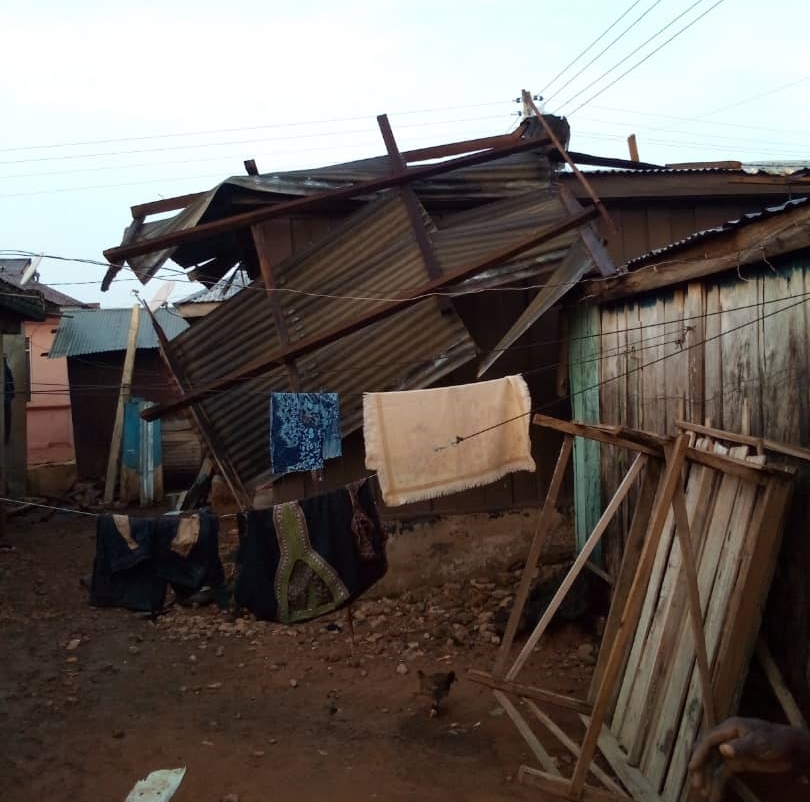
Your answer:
105,133 -> 553,265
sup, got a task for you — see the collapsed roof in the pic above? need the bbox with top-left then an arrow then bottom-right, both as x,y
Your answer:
103,113 -> 618,503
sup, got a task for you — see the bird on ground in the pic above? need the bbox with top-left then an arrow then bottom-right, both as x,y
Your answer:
417,669 -> 457,717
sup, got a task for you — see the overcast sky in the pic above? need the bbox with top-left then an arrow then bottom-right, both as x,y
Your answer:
2,0 -> 808,308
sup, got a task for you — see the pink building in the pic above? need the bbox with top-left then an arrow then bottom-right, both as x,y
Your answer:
0,260 -> 91,467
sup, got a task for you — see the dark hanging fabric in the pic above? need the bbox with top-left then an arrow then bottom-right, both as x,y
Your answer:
90,511 -> 224,613
234,478 -> 387,623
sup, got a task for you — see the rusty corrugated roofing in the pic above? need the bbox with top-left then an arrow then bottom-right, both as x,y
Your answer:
164,186 -> 585,500
119,146 -> 556,285
625,197 -> 810,269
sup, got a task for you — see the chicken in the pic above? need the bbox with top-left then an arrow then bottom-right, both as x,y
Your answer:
417,669 -> 457,717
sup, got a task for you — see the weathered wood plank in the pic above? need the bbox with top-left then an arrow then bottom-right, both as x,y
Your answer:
519,766 -> 633,802
570,435 -> 689,799
507,454 -> 647,682
703,285 -> 723,428
493,690 -> 561,776
590,460 -> 663,704
492,435 -> 574,678
660,452 -> 765,801
525,700 -> 626,795
580,715 -> 664,802
467,669 -> 592,715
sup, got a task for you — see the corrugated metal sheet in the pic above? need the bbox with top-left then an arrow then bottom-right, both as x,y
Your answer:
563,164 -> 810,177
625,197 -> 810,269
50,307 -> 189,358
165,186 -> 583,499
175,268 -> 250,305
120,147 -> 555,283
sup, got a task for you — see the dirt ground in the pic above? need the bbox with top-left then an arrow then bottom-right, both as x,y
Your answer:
0,510 -> 601,802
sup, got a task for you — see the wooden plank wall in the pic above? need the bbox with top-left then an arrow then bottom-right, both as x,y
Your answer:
596,255 -> 810,718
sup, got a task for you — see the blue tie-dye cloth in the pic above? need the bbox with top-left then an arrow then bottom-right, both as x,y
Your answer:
270,392 -> 342,474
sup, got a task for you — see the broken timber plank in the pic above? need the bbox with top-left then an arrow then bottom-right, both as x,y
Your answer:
676,420 -> 810,462
467,670 -> 591,715
493,435 -> 574,677
493,690 -> 561,777
526,700 -> 626,796
506,453 -> 647,682
519,767 -> 633,802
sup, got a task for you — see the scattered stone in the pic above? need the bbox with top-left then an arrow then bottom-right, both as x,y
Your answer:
289,678 -> 299,688
576,643 -> 597,665
395,662 -> 408,675
65,656 -> 78,664
221,795 -> 240,802
128,645 -> 140,655
65,638 -> 81,651
207,682 -> 223,690
188,654 -> 197,663
268,737 -> 278,745
252,749 -> 265,757
489,706 -> 505,717
359,669 -> 368,678
216,645 -> 225,657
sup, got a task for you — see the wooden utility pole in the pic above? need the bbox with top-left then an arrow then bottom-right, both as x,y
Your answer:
104,305 -> 141,504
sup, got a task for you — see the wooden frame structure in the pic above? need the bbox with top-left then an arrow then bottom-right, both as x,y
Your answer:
469,415 -> 796,802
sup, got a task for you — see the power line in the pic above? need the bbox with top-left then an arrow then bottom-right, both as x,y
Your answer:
0,99 -> 512,154
545,0 -> 667,103
556,0 -> 720,115
0,112 -> 512,167
540,0 -> 648,96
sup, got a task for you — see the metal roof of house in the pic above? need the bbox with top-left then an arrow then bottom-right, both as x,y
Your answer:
0,258 -> 88,309
0,275 -> 46,321
175,268 -> 250,305
49,306 -> 189,358
104,122 -> 560,288
581,196 -> 810,303
626,197 -> 810,269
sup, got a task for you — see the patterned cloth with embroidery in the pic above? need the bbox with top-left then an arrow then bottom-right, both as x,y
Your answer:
269,392 -> 341,474
234,478 -> 387,623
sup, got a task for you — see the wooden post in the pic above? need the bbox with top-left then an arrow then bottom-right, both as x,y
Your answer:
627,135 -> 639,162
104,304 -> 140,504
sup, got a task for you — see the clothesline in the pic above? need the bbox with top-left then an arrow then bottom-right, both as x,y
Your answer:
0,496 -> 241,520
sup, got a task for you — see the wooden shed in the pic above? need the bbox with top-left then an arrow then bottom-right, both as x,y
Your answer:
567,196 -> 810,717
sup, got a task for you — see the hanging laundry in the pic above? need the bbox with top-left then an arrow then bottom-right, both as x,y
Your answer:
234,478 -> 386,624
269,392 -> 341,474
363,374 -> 536,507
90,511 -> 225,613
